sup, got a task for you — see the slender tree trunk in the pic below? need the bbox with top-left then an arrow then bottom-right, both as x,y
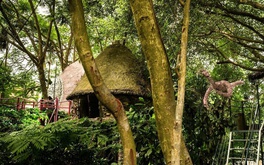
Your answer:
174,0 -> 192,164
129,0 -> 192,164
37,65 -> 48,99
129,0 -> 177,163
68,1 -> 136,164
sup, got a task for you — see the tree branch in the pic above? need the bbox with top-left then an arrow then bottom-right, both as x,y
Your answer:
28,0 -> 43,57
210,44 -> 264,71
222,13 -> 264,40
239,0 -> 264,10
216,3 -> 264,23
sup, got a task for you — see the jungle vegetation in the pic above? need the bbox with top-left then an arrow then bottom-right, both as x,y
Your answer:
0,0 -> 263,164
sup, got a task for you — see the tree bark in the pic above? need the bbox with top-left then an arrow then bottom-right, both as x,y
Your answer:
37,65 -> 48,99
129,0 -> 192,164
68,1 -> 136,164
129,0 -> 176,163
175,0 -> 192,164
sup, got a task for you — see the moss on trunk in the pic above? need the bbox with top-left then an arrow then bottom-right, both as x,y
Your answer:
130,0 -> 192,164
69,1 -> 136,164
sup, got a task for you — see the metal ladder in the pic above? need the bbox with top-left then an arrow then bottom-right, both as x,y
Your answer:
226,122 -> 264,165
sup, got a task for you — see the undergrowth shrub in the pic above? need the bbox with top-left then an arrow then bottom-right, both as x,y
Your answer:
0,107 -> 47,132
0,107 -> 48,164
0,100 -> 164,165
0,118 -> 120,165
128,99 -> 164,165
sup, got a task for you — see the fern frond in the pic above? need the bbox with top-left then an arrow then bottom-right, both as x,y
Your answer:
30,137 -> 47,150
9,140 -> 30,154
97,134 -> 108,146
12,149 -> 31,162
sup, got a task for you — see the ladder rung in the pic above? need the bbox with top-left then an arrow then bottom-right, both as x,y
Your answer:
229,157 -> 243,160
229,157 -> 255,161
232,130 -> 259,133
231,139 -> 258,142
230,148 -> 256,151
225,122 -> 264,164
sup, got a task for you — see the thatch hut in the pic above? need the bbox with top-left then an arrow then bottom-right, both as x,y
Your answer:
59,61 -> 84,101
66,43 -> 150,118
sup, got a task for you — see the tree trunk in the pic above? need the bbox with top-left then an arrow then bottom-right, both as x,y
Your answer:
37,65 -> 48,99
68,1 -> 136,164
174,0 -> 192,164
129,0 -> 192,164
129,0 -> 177,163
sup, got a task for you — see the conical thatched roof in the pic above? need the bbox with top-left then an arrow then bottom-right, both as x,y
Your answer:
66,43 -> 150,100
59,61 -> 84,101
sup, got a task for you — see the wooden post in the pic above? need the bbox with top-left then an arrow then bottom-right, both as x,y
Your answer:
22,99 -> 25,109
39,99 -> 44,111
54,98 -> 59,122
39,99 -> 45,125
68,100 -> 72,115
16,98 -> 20,110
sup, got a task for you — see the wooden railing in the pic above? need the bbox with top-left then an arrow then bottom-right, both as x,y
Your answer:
0,97 -> 37,110
39,98 -> 73,123
0,97 -> 73,123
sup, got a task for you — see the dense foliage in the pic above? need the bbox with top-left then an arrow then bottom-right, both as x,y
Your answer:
0,107 -> 47,164
128,100 -> 164,164
0,107 -> 120,165
0,107 -> 47,132
0,0 -> 263,164
3,120 -> 120,165
0,64 -> 40,99
0,65 -> 12,98
0,104 -> 165,165
183,65 -> 263,164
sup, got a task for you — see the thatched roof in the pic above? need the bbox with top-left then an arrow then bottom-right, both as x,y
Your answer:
59,61 -> 84,101
66,43 -> 150,100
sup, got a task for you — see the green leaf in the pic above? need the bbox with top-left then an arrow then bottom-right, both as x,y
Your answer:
145,148 -> 152,157
9,140 -> 30,154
